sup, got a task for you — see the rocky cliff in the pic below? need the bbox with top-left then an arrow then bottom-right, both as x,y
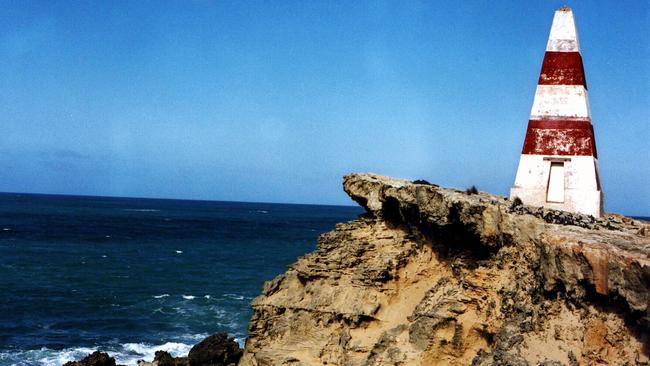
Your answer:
240,173 -> 649,365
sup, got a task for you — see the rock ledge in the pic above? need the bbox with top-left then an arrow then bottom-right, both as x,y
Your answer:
241,173 -> 649,365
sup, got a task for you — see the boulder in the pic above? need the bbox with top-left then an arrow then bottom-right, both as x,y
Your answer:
63,352 -> 116,366
188,333 -> 242,366
152,350 -> 188,366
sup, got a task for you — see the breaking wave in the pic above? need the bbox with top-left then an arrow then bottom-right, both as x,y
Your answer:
0,337 -> 201,366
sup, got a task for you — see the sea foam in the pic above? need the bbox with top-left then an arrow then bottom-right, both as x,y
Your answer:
0,339 -> 200,366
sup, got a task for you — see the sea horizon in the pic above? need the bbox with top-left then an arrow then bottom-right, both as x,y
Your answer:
0,191 -> 359,210
0,191 -> 646,220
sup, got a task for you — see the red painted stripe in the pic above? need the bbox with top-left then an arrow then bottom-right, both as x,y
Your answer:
529,116 -> 591,122
538,52 -> 587,88
527,119 -> 592,129
522,119 -> 597,157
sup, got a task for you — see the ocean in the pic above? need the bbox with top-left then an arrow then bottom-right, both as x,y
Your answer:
0,193 -> 362,366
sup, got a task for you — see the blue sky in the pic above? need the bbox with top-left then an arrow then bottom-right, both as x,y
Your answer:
0,1 -> 648,215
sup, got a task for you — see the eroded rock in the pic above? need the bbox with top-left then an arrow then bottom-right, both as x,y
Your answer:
63,352 -> 116,366
240,173 -> 650,365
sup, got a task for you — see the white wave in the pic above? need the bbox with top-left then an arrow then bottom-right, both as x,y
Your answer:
180,333 -> 209,342
223,293 -> 244,300
256,210 -> 269,214
2,227 -> 11,231
204,295 -> 211,299
175,250 -> 183,254
123,209 -> 161,212
182,295 -> 195,300
120,341 -> 191,363
234,337 -> 245,348
0,346 -> 97,366
0,340 -> 198,366
153,294 -> 169,299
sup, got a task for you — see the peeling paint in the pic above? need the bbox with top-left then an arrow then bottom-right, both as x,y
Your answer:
511,7 -> 602,218
522,120 -> 597,157
539,52 -> 587,87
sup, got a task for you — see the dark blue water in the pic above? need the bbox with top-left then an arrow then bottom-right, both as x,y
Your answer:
0,193 -> 362,365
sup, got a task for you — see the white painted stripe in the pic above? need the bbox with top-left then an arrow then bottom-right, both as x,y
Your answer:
513,154 -> 599,192
546,9 -> 580,52
546,39 -> 579,52
530,85 -> 591,118
511,154 -> 602,217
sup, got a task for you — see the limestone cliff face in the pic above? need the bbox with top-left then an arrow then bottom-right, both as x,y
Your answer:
240,173 -> 649,366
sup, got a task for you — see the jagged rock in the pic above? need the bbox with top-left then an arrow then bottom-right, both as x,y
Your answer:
240,173 -> 650,365
187,332 -> 242,366
148,350 -> 189,366
63,352 -> 116,366
412,179 -> 434,186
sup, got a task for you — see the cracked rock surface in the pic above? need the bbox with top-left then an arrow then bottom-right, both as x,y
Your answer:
240,173 -> 649,365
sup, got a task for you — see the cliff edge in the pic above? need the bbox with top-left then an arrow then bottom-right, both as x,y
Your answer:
240,173 -> 649,365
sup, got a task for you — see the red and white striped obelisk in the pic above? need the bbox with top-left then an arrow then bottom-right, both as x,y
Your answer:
510,6 -> 603,217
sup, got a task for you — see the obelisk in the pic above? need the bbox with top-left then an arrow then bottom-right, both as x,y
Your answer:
510,6 -> 603,217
